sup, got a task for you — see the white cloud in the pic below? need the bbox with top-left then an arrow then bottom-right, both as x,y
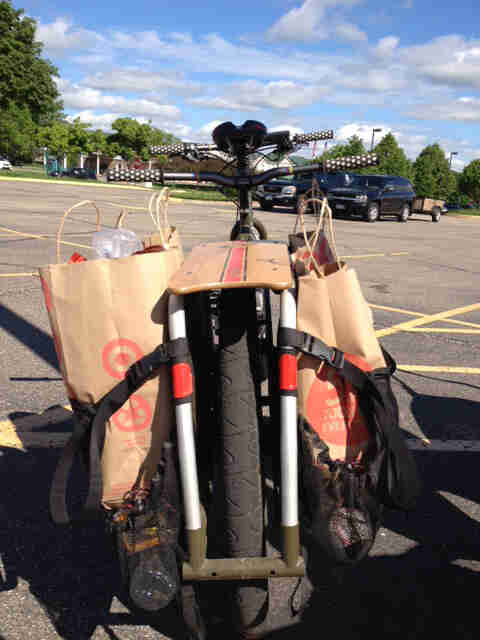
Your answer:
190,80 -> 328,111
62,85 -> 180,118
266,0 -> 362,42
373,35 -> 399,58
399,36 -> 480,89
334,122 -> 430,159
36,17 -> 102,52
334,22 -> 368,42
85,70 -> 201,96
409,97 -> 480,122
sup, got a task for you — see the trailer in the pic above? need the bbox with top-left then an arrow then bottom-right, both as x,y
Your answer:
411,197 -> 443,222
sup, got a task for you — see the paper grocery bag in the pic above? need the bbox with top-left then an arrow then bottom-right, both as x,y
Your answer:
39,198 -> 183,507
294,199 -> 385,462
289,193 -> 337,273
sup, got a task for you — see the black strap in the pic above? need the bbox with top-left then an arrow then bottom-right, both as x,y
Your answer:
278,327 -> 395,400
50,339 -> 188,524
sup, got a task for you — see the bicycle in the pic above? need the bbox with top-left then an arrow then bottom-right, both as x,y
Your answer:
111,120 -> 378,637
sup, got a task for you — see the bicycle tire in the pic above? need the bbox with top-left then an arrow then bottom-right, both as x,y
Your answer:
230,218 -> 267,241
211,288 -> 268,632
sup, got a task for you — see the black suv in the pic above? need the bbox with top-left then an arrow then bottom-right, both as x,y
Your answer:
327,174 -> 416,222
255,171 -> 347,214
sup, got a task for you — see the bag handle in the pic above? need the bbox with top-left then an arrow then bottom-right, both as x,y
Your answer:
56,200 -> 101,263
114,188 -> 171,249
292,178 -> 341,274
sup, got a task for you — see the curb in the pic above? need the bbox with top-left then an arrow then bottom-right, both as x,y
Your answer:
0,176 -> 234,205
0,175 -> 157,192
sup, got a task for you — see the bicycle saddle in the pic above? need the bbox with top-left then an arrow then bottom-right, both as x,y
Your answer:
212,120 -> 267,153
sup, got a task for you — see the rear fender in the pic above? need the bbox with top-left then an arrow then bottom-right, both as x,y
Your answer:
168,241 -> 292,295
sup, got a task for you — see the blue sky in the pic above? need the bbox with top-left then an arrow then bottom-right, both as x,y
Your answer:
20,0 -> 480,168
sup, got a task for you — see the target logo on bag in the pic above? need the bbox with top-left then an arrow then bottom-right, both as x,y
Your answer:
111,394 -> 152,432
306,356 -> 371,461
102,338 -> 144,380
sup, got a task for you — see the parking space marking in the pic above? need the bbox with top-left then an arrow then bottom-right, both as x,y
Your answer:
375,302 -> 480,338
370,302 -> 480,329
341,252 -> 409,259
403,328 -> 480,334
0,272 -> 38,277
0,225 -> 92,251
398,365 -> 480,374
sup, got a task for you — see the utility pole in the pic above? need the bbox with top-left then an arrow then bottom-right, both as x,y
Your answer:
371,128 -> 382,151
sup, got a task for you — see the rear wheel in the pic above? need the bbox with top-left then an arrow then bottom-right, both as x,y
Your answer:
432,207 -> 441,222
211,289 -> 268,633
230,218 -> 267,241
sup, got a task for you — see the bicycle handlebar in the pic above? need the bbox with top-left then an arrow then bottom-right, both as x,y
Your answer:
292,130 -> 334,144
106,153 -> 378,185
155,153 -> 378,187
150,129 -> 334,157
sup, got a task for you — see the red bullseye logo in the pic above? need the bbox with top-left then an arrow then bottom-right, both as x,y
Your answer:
111,394 -> 152,432
306,364 -> 370,449
102,338 -> 143,380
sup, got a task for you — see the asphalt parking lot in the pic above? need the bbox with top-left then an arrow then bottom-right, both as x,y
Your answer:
1,178 -> 480,639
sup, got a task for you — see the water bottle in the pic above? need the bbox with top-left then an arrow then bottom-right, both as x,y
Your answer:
92,229 -> 142,259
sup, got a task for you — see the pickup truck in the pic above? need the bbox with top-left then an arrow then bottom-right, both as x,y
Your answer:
255,171 -> 347,214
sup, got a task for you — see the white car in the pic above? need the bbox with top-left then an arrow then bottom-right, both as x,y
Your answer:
0,158 -> 12,170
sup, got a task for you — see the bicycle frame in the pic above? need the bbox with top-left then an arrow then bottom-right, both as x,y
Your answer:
167,285 -> 304,581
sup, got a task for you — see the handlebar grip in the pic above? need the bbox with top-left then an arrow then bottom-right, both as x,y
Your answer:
293,130 -> 334,144
150,143 -> 185,155
323,153 -> 378,171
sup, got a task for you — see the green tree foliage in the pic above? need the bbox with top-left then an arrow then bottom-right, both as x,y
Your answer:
36,120 -> 70,157
0,102 -> 36,161
0,1 -> 62,124
315,134 -> 366,162
370,133 -> 413,180
413,144 -> 456,200
106,118 -> 178,161
459,159 -> 480,203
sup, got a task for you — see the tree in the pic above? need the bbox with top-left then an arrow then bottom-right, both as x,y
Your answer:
0,1 -> 62,124
370,133 -> 413,180
315,134 -> 366,162
36,120 -> 70,157
459,160 -> 480,204
106,118 -> 179,161
0,102 -> 36,162
413,144 -> 456,200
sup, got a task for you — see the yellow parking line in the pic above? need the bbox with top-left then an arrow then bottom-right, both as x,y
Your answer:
0,225 -> 92,251
0,272 -> 38,277
0,420 -> 25,450
341,252 -> 409,259
376,302 -> 480,337
404,328 -> 480,334
398,365 -> 480,374
369,303 -> 480,329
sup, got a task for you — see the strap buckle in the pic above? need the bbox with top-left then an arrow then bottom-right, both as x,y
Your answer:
303,334 -> 344,369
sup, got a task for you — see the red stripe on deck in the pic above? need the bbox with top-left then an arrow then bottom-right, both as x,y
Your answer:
223,246 -> 247,283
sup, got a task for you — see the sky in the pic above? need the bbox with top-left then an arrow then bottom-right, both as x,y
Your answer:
19,0 -> 480,168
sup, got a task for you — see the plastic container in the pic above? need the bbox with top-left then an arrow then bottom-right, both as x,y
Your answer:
92,229 -> 142,259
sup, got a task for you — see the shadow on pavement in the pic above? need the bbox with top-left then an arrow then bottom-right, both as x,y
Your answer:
2,374 -> 480,637
0,302 -> 59,371
0,445 -> 182,639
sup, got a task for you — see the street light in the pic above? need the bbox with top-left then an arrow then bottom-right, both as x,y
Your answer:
449,151 -> 458,169
371,128 -> 382,151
